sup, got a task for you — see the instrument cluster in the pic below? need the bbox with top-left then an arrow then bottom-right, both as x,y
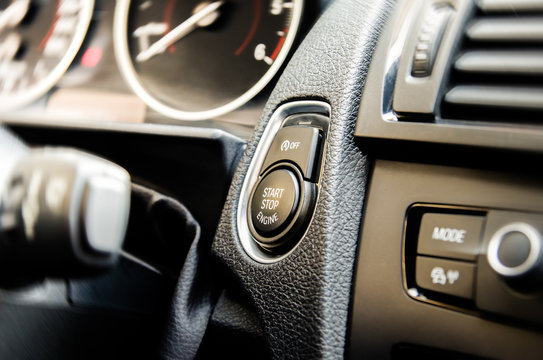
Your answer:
0,0 -> 308,128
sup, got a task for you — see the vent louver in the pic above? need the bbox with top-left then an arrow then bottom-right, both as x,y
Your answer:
440,0 -> 543,125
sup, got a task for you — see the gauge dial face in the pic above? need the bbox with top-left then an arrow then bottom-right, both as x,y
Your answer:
114,0 -> 303,121
0,0 -> 94,111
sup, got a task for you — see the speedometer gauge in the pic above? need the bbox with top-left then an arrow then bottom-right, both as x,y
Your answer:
0,0 -> 94,111
114,0 -> 303,121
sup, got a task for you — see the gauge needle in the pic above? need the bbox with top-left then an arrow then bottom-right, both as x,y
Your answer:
136,1 -> 224,63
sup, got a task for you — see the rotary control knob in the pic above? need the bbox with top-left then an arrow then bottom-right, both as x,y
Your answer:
487,222 -> 543,289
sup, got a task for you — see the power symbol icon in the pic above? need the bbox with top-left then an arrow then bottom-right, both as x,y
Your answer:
280,140 -> 301,152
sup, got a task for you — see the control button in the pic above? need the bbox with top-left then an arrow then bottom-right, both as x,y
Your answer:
487,222 -> 542,278
418,213 -> 484,261
411,4 -> 453,77
261,126 -> 321,181
250,169 -> 300,237
416,256 -> 476,299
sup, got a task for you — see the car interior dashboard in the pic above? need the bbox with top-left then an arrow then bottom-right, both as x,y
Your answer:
0,0 -> 542,359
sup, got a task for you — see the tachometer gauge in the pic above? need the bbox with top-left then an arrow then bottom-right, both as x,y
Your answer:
114,0 -> 303,121
0,0 -> 94,111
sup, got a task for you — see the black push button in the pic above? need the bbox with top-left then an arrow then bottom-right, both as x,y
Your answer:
250,169 -> 300,237
261,126 -> 321,181
416,256 -> 476,299
418,213 -> 484,261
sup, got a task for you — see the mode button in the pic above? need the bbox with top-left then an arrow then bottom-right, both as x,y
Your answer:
418,213 -> 484,261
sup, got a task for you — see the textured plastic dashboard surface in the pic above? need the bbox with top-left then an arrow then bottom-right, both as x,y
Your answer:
212,0 -> 394,358
351,161 -> 543,359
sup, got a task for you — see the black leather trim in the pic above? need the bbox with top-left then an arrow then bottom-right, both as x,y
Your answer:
212,0 -> 395,358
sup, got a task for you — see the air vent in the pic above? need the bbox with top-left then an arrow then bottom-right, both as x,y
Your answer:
440,0 -> 543,125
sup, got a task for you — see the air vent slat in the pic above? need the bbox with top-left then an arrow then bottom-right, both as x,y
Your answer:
467,18 -> 543,42
455,51 -> 543,75
440,2 -> 543,125
478,0 -> 543,12
445,86 -> 543,110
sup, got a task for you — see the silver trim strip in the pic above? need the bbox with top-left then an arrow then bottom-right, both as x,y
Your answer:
455,51 -> 543,75
487,222 -> 542,277
445,86 -> 543,110
468,18 -> 543,41
113,0 -> 304,121
478,0 -> 543,12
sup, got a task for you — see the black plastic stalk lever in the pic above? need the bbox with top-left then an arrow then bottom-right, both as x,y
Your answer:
0,133 -> 131,279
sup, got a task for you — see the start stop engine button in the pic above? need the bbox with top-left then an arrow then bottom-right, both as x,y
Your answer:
250,169 -> 300,237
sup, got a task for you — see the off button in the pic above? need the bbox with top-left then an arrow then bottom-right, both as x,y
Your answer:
261,126 -> 321,181
250,169 -> 300,237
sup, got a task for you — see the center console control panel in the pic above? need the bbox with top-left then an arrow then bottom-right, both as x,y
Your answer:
405,204 -> 543,325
